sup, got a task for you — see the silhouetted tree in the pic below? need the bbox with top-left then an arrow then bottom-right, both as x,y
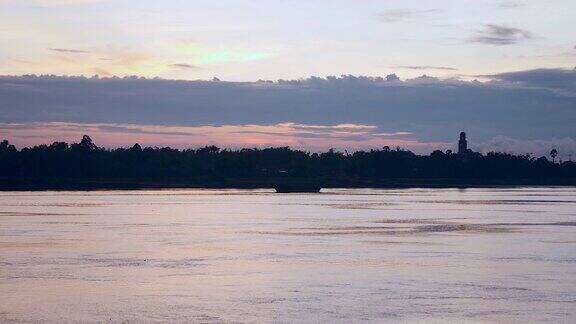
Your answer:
0,135 -> 574,189
79,135 -> 97,151
550,149 -> 558,163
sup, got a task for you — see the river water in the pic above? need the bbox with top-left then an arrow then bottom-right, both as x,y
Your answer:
1,188 -> 575,323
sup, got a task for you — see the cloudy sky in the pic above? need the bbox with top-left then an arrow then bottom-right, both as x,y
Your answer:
0,0 -> 575,157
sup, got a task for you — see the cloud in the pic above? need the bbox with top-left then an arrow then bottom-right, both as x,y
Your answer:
0,122 -> 430,151
170,63 -> 198,69
172,41 -> 272,65
31,0 -> 104,5
278,123 -> 376,132
13,50 -> 167,77
11,43 -> 269,79
397,66 -> 457,71
373,132 -> 413,137
469,24 -> 533,45
49,48 -> 89,54
195,50 -> 271,65
488,68 -> 576,96
91,67 -> 111,76
0,69 -> 574,152
496,1 -> 526,9
0,0 -> 106,5
377,9 -> 443,23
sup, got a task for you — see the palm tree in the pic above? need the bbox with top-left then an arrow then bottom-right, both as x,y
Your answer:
550,149 -> 558,163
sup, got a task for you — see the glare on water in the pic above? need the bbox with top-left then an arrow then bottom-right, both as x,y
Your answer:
0,188 -> 575,323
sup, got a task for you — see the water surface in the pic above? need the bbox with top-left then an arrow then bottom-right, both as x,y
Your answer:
1,188 -> 575,323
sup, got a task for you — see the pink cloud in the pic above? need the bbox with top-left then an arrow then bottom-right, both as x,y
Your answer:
0,122 -> 449,153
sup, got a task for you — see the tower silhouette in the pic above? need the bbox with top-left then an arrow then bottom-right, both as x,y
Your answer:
458,132 -> 467,155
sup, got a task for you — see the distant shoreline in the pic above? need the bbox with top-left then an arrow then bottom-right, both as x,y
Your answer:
2,136 -> 576,192
2,178 -> 575,191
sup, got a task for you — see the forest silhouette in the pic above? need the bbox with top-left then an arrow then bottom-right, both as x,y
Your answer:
1,135 -> 575,190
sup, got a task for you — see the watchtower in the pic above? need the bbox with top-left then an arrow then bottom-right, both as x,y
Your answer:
458,132 -> 467,155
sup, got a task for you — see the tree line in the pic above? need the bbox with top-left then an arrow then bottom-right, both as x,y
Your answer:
1,136 -> 575,188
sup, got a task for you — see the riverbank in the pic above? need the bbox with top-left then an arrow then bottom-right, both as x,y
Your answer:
1,177 -> 575,191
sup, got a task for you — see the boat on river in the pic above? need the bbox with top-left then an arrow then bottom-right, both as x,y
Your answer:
274,184 -> 322,193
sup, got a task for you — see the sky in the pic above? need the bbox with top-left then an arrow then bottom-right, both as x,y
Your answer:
0,0 -> 575,157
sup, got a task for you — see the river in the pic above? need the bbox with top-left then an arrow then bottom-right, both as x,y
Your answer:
1,188 -> 575,322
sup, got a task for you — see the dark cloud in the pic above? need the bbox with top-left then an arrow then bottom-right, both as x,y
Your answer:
469,24 -> 533,45
377,9 -> 442,23
0,69 -> 574,145
95,125 -> 194,137
489,68 -> 576,96
0,122 -> 191,137
170,63 -> 198,69
49,48 -> 90,54
386,74 -> 400,82
397,66 -> 457,71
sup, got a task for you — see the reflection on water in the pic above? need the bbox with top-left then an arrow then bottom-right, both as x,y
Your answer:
1,188 -> 575,322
